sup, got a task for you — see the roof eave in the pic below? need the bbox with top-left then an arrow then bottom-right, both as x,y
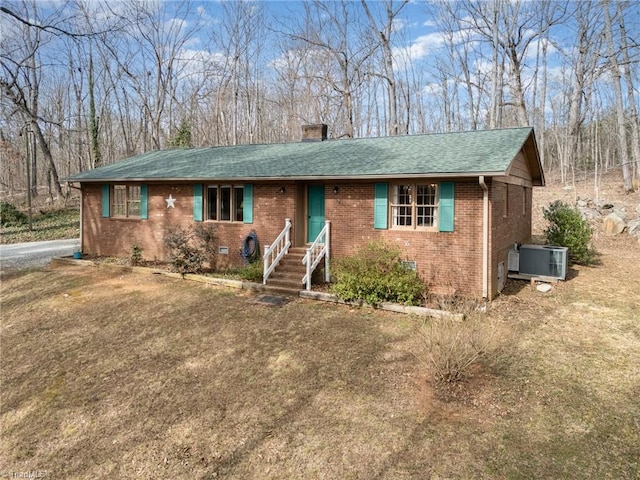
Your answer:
523,129 -> 545,186
67,171 -> 509,184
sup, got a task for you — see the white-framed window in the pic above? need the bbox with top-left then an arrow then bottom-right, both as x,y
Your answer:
207,185 -> 243,222
111,185 -> 141,218
390,183 -> 438,229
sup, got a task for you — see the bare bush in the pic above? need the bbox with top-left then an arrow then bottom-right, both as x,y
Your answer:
163,224 -> 217,275
415,313 -> 504,384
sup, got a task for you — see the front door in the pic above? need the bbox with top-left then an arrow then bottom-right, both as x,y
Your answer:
307,185 -> 325,242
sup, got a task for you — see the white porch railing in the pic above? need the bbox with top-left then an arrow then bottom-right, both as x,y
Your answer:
302,220 -> 330,291
263,218 -> 292,284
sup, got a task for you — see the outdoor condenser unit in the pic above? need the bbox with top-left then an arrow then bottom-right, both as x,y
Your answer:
518,244 -> 568,280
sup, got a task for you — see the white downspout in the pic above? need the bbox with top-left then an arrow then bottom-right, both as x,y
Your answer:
479,176 -> 489,299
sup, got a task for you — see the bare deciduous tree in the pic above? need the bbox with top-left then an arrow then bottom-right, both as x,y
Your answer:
361,0 -> 409,136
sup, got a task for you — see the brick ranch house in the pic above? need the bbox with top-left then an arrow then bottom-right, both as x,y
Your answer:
67,125 -> 544,299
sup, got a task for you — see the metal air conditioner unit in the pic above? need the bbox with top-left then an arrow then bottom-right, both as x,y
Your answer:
518,244 -> 568,280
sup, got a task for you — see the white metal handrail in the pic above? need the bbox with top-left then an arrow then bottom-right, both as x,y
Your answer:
263,218 -> 292,284
302,220 -> 330,291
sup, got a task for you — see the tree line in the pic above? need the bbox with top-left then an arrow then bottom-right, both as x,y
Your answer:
1,0 -> 638,202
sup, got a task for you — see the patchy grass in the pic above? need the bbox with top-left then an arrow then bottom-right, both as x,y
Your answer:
2,234 -> 640,479
2,175 -> 640,478
0,207 -> 79,244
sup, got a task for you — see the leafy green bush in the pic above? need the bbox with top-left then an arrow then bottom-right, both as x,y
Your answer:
237,261 -> 263,282
164,224 -> 217,274
0,202 -> 27,227
543,200 -> 595,265
330,241 -> 426,306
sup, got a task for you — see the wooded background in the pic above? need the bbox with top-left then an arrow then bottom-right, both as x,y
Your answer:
1,0 -> 638,202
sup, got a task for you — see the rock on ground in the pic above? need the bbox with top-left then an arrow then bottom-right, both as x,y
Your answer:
603,213 -> 626,235
627,218 -> 640,238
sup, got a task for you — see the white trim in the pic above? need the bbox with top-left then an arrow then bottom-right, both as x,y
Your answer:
479,176 -> 489,299
68,172 -> 508,183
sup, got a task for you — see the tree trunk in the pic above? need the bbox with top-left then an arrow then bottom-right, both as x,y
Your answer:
360,0 -> 408,136
88,53 -> 101,168
32,120 -> 64,198
602,0 -> 633,191
616,1 -> 640,182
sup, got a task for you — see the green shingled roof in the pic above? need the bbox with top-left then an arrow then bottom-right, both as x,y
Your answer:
67,127 -> 542,183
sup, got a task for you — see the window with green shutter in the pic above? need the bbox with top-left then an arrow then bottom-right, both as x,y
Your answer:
243,184 -> 253,224
104,184 -> 144,219
387,181 -> 454,232
140,184 -> 148,220
101,184 -> 110,218
438,182 -> 454,232
193,184 -> 203,222
202,184 -> 247,223
374,183 -> 388,229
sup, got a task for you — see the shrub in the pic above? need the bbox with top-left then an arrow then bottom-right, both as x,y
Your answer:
0,202 -> 27,227
192,223 -> 218,258
237,261 -> 263,282
415,314 -> 503,384
543,200 -> 595,265
130,244 -> 143,266
164,224 -> 217,274
330,241 -> 426,306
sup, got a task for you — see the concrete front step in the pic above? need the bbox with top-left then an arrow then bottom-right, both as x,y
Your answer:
269,271 -> 303,280
266,278 -> 304,290
264,246 -> 315,290
273,265 -> 306,275
245,283 -> 301,296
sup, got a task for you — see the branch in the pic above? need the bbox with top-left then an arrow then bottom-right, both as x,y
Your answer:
0,6 -> 109,39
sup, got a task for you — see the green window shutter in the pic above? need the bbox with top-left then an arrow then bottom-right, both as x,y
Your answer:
374,183 -> 388,229
140,184 -> 148,220
439,182 -> 454,232
243,184 -> 253,224
193,184 -> 203,222
101,184 -> 110,218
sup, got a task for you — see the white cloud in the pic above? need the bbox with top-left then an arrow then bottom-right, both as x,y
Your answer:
175,48 -> 227,80
392,31 -> 446,69
422,82 -> 443,96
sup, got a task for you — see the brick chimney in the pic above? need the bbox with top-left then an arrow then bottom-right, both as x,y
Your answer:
301,124 -> 328,142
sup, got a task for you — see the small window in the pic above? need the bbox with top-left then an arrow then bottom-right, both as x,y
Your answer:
206,185 -> 243,222
234,186 -> 244,222
220,186 -> 231,221
391,183 -> 438,229
207,187 -> 218,220
111,185 -> 141,218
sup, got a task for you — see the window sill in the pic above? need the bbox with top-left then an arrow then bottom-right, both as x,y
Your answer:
203,220 -> 244,224
390,226 -> 438,232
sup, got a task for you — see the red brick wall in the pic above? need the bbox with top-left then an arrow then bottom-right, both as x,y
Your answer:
81,182 -> 298,269
324,181 -> 484,297
82,178 -> 534,298
488,181 -> 533,295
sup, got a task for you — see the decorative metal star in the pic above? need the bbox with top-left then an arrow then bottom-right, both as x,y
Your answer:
165,194 -> 176,208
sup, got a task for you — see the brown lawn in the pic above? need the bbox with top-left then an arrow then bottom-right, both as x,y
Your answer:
1,176 -> 639,479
